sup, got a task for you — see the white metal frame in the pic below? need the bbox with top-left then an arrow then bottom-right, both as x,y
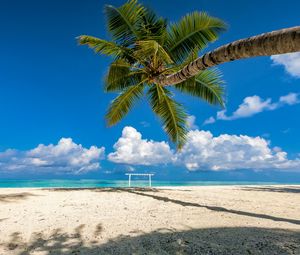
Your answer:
125,173 -> 154,187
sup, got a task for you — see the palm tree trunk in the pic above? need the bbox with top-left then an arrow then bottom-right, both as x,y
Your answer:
156,26 -> 300,86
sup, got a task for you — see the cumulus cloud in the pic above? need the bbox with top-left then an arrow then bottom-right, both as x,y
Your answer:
109,127 -> 300,172
271,52 -> 300,78
203,116 -> 216,125
0,138 -> 105,174
279,93 -> 300,105
217,95 -> 277,121
204,93 -> 299,124
108,126 -> 173,165
186,115 -> 199,130
175,130 -> 300,171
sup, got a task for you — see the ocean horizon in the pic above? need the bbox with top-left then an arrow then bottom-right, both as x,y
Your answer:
0,179 -> 300,188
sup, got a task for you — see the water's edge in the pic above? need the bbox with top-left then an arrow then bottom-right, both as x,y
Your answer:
0,179 -> 299,188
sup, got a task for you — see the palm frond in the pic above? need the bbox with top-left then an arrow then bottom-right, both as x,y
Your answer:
105,60 -> 144,92
105,60 -> 129,92
162,47 -> 199,75
106,81 -> 145,126
138,9 -> 167,43
78,36 -> 131,59
175,68 -> 225,107
148,84 -> 187,149
79,2 -> 227,149
166,12 -> 226,62
105,0 -> 146,46
134,40 -> 174,67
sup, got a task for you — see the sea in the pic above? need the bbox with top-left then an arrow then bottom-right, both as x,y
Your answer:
0,179 -> 299,188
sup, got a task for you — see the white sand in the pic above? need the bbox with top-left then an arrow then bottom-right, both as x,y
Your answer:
0,185 -> 299,254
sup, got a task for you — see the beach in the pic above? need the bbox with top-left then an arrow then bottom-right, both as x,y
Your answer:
0,185 -> 299,254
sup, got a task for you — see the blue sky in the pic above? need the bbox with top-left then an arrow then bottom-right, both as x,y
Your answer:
0,0 -> 300,181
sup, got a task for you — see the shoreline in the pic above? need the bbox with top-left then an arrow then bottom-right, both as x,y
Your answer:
0,183 -> 300,190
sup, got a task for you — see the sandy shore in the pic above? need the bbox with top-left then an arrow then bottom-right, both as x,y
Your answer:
0,185 -> 299,254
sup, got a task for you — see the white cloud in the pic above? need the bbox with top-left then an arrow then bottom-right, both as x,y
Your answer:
279,93 -> 300,105
5,128 -> 298,174
0,138 -> 105,174
217,95 -> 276,121
204,93 -> 299,124
108,126 -> 300,172
186,115 -> 199,130
203,116 -> 216,125
175,130 -> 300,171
271,52 -> 300,78
108,126 -> 173,165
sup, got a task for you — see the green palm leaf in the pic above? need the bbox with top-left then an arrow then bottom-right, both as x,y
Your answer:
148,84 -> 187,149
175,68 -> 225,107
162,48 -> 199,75
79,1 -> 227,149
134,40 -> 174,67
78,36 -> 130,59
166,12 -> 226,62
138,9 -> 167,43
106,82 -> 145,126
105,0 -> 146,46
105,60 -> 144,92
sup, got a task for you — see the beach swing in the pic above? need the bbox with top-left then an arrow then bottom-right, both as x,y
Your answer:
125,173 -> 154,187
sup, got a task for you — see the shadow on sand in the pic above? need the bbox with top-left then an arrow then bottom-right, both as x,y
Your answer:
239,186 -> 300,194
45,187 -> 300,225
45,187 -> 187,192
124,189 -> 300,225
0,192 -> 40,203
2,225 -> 299,255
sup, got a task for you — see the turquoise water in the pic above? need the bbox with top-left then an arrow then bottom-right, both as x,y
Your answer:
0,179 -> 298,188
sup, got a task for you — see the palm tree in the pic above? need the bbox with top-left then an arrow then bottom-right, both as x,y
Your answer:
78,0 -> 300,149
156,26 -> 300,85
79,0 -> 226,149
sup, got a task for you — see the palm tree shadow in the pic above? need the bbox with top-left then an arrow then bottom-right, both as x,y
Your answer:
2,225 -> 300,255
239,186 -> 300,194
45,187 -> 174,193
3,225 -> 87,255
124,190 -> 300,225
45,187 -> 300,225
0,192 -> 40,203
